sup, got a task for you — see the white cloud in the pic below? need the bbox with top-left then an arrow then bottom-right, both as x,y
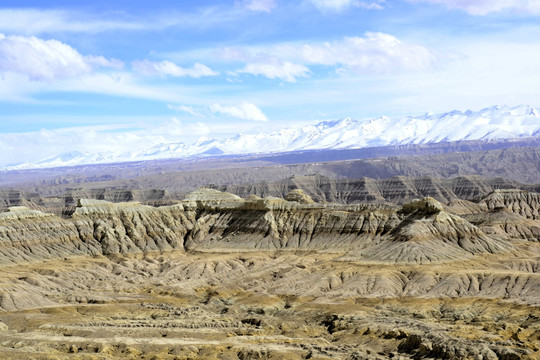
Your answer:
0,67 -> 228,106
146,117 -> 211,137
221,32 -> 435,78
308,0 -> 385,11
52,73 -> 185,102
405,0 -> 540,15
357,2 -> 385,10
0,34 -> 122,81
210,102 -> 269,121
236,59 -> 310,82
300,32 -> 435,72
0,7 -> 254,35
167,104 -> 204,117
133,60 -> 219,78
243,0 -> 277,12
0,9 -> 145,35
309,0 -> 356,11
0,116 -> 217,168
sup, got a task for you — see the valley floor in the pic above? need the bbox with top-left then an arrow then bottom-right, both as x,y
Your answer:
0,250 -> 538,360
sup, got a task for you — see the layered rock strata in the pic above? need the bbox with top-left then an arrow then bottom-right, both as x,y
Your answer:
1,189 -> 535,266
1,189 -> 539,359
3,174 -> 540,217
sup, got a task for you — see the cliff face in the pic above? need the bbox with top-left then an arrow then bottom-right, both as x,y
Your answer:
0,199 -> 196,265
3,174 -> 539,220
2,189 -> 537,266
0,188 -> 176,218
219,174 -> 529,206
0,206 -> 99,265
479,189 -> 540,219
1,189 -> 539,359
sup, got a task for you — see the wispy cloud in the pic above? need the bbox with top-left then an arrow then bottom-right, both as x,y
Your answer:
308,0 -> 385,12
221,32 -> 436,80
210,102 -> 269,121
132,60 -> 219,78
405,0 -> 540,15
242,0 -> 277,12
235,59 -> 310,82
167,104 -> 205,117
0,117 -> 212,167
0,70 -> 211,105
0,33 -> 122,81
0,6 -> 265,35
298,32 -> 435,73
49,72 -> 212,104
0,9 -> 145,35
146,117 -> 211,138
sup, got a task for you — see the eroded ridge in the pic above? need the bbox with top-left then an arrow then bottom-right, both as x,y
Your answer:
0,188 -> 539,359
0,190 -> 525,264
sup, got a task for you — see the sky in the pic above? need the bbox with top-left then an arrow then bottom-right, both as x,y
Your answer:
1,0 -> 540,167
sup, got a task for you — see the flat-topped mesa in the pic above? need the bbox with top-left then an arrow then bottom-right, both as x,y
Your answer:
0,190 -> 523,265
0,206 -> 101,265
240,195 -> 320,211
74,198 -> 149,216
184,188 -> 242,202
77,198 -> 112,207
0,199 -> 195,265
397,198 -> 485,242
401,197 -> 444,215
465,206 -> 540,241
479,189 -> 540,220
71,199 -> 193,255
184,188 -> 322,211
0,206 -> 54,221
285,189 -> 315,204
362,197 -> 513,263
183,188 -> 244,210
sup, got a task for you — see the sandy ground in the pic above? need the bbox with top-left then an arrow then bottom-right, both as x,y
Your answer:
0,250 -> 538,359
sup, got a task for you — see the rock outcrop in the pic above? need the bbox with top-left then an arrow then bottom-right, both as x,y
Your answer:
0,200 -> 194,265
219,174 -> 532,206
362,197 -> 510,263
0,190 -> 526,266
4,173 -> 540,217
479,189 -> 540,220
1,189 -> 539,359
285,188 -> 315,204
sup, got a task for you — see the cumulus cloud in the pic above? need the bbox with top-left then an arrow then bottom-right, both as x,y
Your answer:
298,32 -> 435,72
0,33 -> 123,81
132,60 -> 219,78
243,0 -> 277,12
405,0 -> 540,15
236,59 -> 310,82
308,0 -> 385,11
210,102 -> 269,121
221,32 -> 435,79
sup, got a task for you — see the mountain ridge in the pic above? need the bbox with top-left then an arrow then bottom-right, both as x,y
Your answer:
6,104 -> 540,170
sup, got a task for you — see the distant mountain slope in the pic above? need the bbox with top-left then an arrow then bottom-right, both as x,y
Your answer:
6,104 -> 540,170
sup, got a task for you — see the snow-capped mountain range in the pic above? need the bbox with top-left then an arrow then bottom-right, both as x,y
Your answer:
7,104 -> 540,170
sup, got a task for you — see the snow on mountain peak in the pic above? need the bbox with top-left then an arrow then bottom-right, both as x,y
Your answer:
6,104 -> 540,170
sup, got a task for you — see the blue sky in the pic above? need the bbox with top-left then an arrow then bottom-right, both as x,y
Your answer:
1,0 -> 540,167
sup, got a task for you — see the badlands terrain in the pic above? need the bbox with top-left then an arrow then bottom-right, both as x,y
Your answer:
0,145 -> 540,359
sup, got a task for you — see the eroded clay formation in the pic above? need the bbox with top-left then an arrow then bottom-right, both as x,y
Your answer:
0,188 -> 538,359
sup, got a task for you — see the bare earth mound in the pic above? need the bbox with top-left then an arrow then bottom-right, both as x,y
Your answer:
0,189 -> 539,359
